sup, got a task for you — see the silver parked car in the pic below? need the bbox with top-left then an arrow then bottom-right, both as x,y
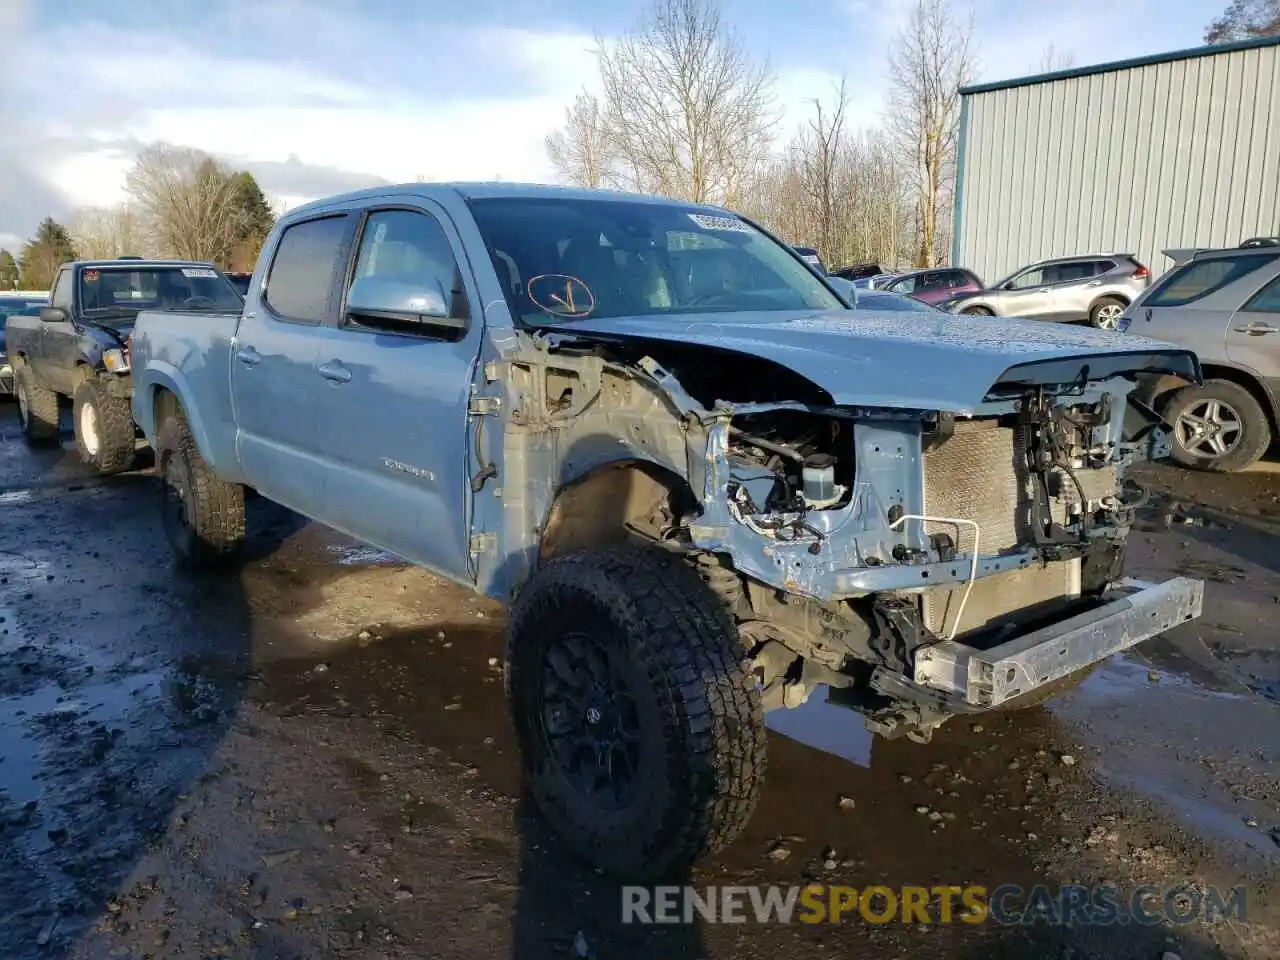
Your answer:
1122,246 -> 1280,472
940,253 -> 1151,328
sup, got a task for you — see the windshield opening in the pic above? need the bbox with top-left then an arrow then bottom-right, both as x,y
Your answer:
466,197 -> 843,324
78,266 -> 244,315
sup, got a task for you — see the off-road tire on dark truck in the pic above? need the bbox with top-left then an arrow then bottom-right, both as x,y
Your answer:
156,409 -> 246,571
14,364 -> 60,444
505,543 -> 766,881
73,378 -> 137,474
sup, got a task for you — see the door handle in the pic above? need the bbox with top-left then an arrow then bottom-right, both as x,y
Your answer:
317,360 -> 352,383
1233,322 -> 1279,336
1086,280 -> 1103,287
236,346 -> 261,366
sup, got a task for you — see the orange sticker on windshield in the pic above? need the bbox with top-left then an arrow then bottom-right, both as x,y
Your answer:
84,270 -> 100,282
527,274 -> 595,318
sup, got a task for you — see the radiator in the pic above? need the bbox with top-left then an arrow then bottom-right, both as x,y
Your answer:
919,418 -> 1114,639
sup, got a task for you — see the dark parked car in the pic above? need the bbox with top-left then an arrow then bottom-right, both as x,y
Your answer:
793,246 -> 826,274
879,267 -> 983,305
225,271 -> 252,297
0,294 -> 48,396
4,258 -> 243,473
831,262 -> 883,281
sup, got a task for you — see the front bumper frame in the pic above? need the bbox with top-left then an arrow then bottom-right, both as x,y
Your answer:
912,576 -> 1205,708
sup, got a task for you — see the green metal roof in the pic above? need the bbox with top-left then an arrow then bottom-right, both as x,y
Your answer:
960,33 -> 1280,97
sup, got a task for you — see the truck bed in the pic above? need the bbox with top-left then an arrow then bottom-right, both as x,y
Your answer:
129,309 -> 244,482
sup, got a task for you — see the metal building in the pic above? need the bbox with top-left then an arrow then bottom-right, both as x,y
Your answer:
952,35 -> 1280,284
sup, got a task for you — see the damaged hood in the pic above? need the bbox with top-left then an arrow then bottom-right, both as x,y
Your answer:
544,310 -> 1199,413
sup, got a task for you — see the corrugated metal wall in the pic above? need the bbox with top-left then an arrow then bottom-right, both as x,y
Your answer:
953,41 -> 1280,284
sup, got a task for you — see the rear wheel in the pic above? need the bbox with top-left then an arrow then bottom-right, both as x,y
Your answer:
157,409 -> 245,570
1089,297 -> 1127,330
1162,379 -> 1270,473
73,378 -> 136,474
506,544 -> 765,881
14,366 -> 60,445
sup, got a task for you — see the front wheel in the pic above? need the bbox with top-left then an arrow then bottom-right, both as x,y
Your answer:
73,378 -> 136,474
506,544 -> 766,881
1162,379 -> 1271,473
961,305 -> 993,316
156,410 -> 245,570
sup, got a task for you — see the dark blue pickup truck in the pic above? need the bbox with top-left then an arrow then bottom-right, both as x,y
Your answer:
4,258 -> 242,473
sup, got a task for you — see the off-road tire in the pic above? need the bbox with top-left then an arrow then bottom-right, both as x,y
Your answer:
1088,296 -> 1127,330
997,663 -> 1099,710
960,305 -> 993,316
1161,379 -> 1271,473
73,378 -> 136,474
156,408 -> 245,571
14,365 -> 60,444
506,544 -> 766,881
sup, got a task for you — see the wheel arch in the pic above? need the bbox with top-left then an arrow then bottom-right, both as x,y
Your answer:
538,458 -> 698,563
1089,292 -> 1130,312
1168,362 -> 1280,436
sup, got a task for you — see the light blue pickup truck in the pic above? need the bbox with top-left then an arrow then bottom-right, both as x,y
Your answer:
129,183 -> 1206,880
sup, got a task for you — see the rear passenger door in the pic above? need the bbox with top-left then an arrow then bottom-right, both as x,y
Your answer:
232,212 -> 356,520
307,202 -> 483,583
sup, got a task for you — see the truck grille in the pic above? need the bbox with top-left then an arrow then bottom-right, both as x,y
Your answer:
919,418 -> 1115,639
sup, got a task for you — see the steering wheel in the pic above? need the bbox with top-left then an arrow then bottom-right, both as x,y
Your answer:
180,296 -> 216,309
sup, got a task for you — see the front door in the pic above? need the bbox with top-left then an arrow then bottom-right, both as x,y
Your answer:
231,211 -> 357,520
996,265 -> 1058,319
37,268 -> 76,394
1226,270 -> 1280,378
306,203 -> 484,583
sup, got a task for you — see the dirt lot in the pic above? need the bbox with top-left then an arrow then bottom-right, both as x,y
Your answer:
1,404 -> 1278,960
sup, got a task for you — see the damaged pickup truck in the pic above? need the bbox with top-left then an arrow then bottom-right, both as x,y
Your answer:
128,184 -> 1206,881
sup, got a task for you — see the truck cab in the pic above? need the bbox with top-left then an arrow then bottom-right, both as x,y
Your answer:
4,258 -> 242,473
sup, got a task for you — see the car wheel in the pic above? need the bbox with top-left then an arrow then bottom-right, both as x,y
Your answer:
73,378 -> 136,474
1089,297 -> 1127,330
157,408 -> 246,570
506,543 -> 766,881
14,365 -> 60,445
1162,379 -> 1271,473
960,305 -> 993,316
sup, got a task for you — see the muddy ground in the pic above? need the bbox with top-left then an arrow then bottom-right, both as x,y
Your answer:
1,402 -> 1278,960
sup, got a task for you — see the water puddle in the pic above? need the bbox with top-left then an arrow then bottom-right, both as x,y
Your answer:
0,489 -> 35,506
764,686 -> 873,767
325,544 -> 403,566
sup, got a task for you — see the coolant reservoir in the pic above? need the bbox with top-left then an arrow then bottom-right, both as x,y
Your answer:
802,453 -> 836,503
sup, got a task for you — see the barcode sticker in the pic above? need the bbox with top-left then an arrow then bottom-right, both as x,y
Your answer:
181,268 -> 219,279
687,213 -> 755,233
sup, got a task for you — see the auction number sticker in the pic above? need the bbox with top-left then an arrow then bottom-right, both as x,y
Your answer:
181,268 -> 220,279
83,270 -> 100,282
687,213 -> 755,233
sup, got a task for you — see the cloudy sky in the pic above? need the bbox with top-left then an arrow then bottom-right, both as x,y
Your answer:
0,0 -> 1225,251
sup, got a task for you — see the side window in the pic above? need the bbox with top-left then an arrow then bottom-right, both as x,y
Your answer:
1147,255 -> 1280,308
1088,259 -> 1117,277
346,209 -> 468,332
1007,267 -> 1046,290
50,270 -> 73,310
1242,274 -> 1280,313
264,215 -> 350,324
891,275 -> 918,293
917,272 -> 944,290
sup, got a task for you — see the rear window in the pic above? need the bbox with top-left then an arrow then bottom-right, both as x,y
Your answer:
1147,254 -> 1280,307
264,215 -> 351,323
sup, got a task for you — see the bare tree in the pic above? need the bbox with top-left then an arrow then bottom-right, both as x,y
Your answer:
125,143 -> 245,263
546,92 -> 611,188
67,205 -> 148,260
1205,0 -> 1280,43
592,0 -> 776,206
887,0 -> 978,267
1037,44 -> 1076,72
796,78 -> 851,261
